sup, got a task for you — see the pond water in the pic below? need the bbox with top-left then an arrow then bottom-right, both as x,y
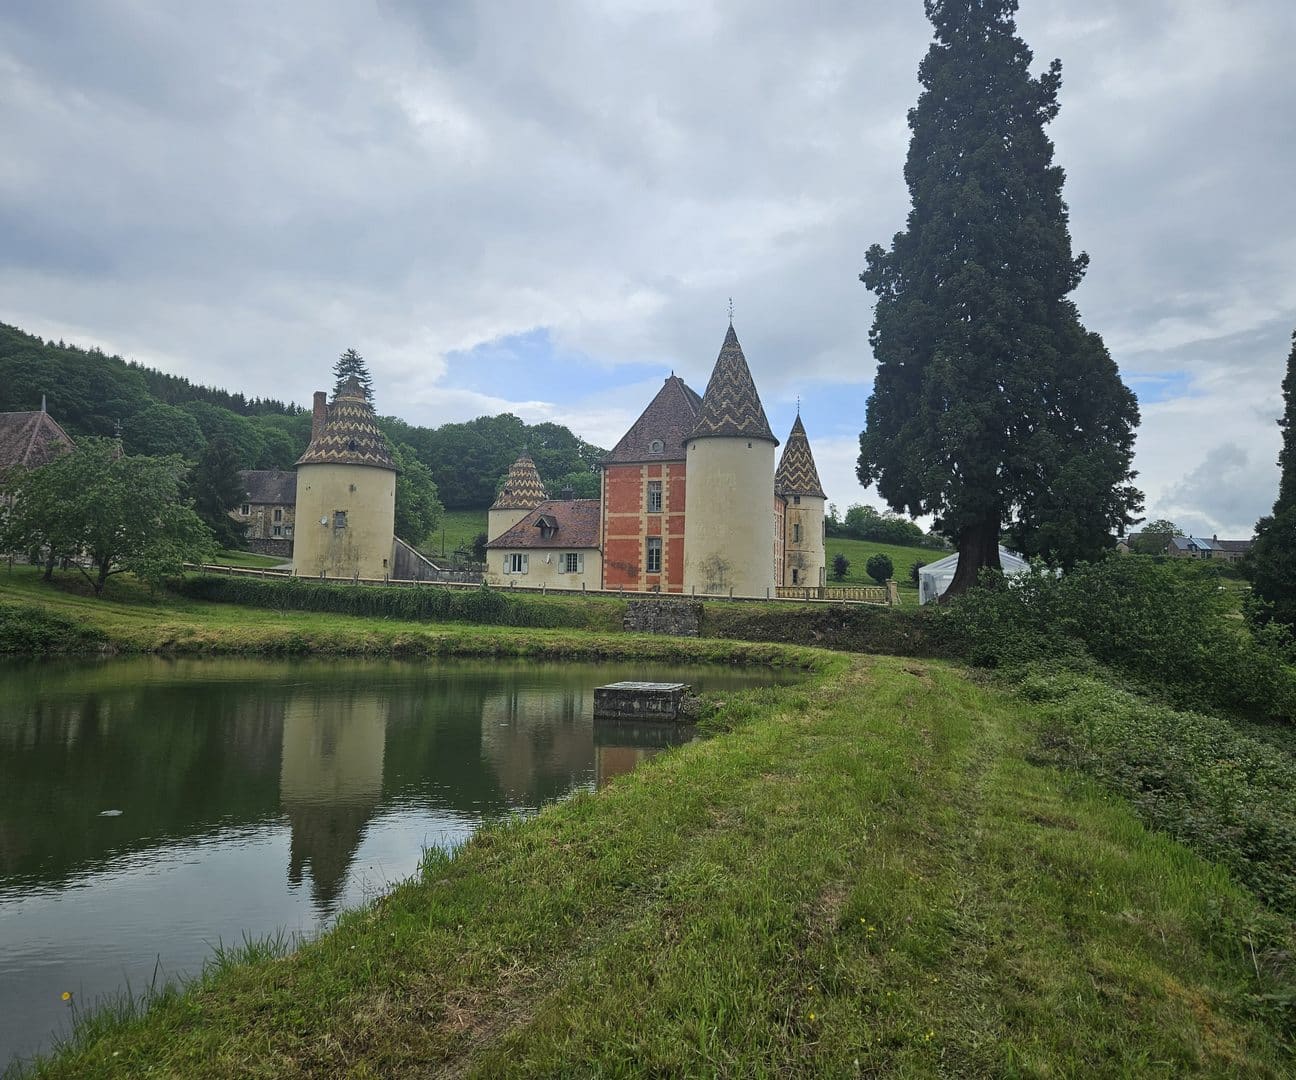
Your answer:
0,656 -> 794,1069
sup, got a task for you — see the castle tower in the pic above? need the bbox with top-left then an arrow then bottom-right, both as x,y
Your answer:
293,378 -> 397,579
488,453 -> 548,542
682,324 -> 779,597
776,413 -> 828,588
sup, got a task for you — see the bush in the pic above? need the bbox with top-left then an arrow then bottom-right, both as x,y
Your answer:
936,557 -> 1296,721
865,554 -> 894,585
0,602 -> 106,653
909,559 -> 923,585
1024,667 -> 1296,914
174,576 -> 590,629
831,553 -> 850,581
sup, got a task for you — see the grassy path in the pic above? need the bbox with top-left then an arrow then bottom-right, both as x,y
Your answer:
24,655 -> 1293,1077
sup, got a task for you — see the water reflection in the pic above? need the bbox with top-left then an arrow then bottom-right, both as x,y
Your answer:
0,657 -> 795,1068
594,721 -> 695,789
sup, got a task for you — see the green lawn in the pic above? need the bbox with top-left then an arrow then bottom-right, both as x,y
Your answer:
207,549 -> 289,569
421,509 -> 488,560
822,536 -> 950,606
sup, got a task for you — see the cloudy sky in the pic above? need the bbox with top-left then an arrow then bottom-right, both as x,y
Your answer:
3,1 -> 1294,536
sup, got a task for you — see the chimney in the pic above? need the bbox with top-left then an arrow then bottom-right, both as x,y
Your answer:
560,486 -> 575,501
311,391 -> 328,441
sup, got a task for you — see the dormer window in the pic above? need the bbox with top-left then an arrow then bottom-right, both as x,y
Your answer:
534,513 -> 559,539
648,439 -> 664,455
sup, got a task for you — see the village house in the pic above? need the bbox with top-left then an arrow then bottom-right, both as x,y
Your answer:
1168,534 -> 1253,563
232,469 -> 297,558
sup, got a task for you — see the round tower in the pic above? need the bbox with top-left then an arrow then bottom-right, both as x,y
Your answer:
488,453 -> 548,542
293,379 -> 397,579
683,324 -> 779,597
776,412 -> 828,589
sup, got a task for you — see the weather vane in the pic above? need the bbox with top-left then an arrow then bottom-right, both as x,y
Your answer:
796,394 -> 800,416
727,297 -> 734,324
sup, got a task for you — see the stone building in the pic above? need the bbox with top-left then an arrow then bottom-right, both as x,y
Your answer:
293,378 -> 397,580
0,403 -> 75,478
232,469 -> 296,558
483,323 -> 826,597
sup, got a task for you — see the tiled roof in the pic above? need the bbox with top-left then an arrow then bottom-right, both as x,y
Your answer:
295,380 -> 396,470
1216,538 -> 1253,552
604,375 -> 703,464
0,410 -> 75,471
775,414 -> 826,498
239,469 -> 297,505
490,452 -> 548,510
486,499 -> 601,550
688,324 -> 777,444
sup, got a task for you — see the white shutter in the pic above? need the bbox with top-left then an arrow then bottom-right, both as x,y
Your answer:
521,553 -> 529,574
577,553 -> 584,573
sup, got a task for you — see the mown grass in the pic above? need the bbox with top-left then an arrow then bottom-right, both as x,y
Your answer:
822,536 -> 948,606
208,549 -> 290,569
16,655 -> 1294,1077
421,509 -> 489,560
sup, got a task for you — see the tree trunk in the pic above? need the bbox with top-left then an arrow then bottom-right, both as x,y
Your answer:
42,551 -> 55,582
94,559 -> 110,596
941,516 -> 1002,600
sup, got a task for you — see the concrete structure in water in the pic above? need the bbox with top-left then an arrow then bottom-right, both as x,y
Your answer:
292,378 -> 397,580
484,322 -> 827,597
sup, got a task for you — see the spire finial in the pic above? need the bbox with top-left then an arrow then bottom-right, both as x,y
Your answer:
796,395 -> 800,416
727,297 -> 734,325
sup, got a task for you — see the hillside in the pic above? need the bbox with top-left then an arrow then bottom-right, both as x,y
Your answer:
0,323 -> 604,507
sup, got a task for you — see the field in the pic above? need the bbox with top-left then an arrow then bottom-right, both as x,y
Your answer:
420,509 -> 488,560
207,549 -> 289,569
822,535 -> 949,605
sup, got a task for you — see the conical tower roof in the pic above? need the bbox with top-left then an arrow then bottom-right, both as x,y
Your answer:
775,413 -> 826,499
491,452 -> 548,510
295,379 -> 396,470
688,324 -> 777,445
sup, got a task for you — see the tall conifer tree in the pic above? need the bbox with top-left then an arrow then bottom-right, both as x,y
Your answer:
333,348 -> 373,402
1247,331 -> 1296,628
858,0 -> 1141,595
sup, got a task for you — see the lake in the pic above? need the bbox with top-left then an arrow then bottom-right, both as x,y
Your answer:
0,656 -> 793,1069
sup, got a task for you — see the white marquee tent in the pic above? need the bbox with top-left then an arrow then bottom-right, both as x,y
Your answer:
918,546 -> 1032,605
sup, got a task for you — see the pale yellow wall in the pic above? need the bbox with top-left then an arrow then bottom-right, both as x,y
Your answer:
682,437 -> 776,597
488,506 -> 531,543
279,694 -> 387,805
293,462 -> 396,579
783,494 -> 826,588
484,547 -> 602,589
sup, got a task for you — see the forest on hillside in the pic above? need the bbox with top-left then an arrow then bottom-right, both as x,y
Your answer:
0,324 -> 605,508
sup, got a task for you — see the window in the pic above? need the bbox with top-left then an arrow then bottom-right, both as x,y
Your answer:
646,536 -> 662,574
793,495 -> 801,505
273,525 -> 282,537
285,526 -> 293,537
508,553 -> 528,574
563,552 -> 583,573
647,481 -> 662,513
333,511 -> 347,529
649,439 -> 664,455
274,508 -> 283,522
793,522 -> 802,543
792,568 -> 799,585
240,504 -> 250,516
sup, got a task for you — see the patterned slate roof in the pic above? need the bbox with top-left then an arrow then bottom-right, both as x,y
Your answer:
239,469 -> 297,505
490,452 -> 549,510
0,410 -> 75,471
486,499 -> 601,549
295,380 -> 396,471
775,414 -> 826,499
688,324 -> 777,445
604,375 -> 703,464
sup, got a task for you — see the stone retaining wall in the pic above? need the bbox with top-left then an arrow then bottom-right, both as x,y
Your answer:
623,599 -> 703,637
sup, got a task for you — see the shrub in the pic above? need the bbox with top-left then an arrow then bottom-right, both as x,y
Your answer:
831,553 -> 850,581
173,576 -> 589,629
0,602 -> 106,653
909,559 -> 923,585
865,553 -> 894,585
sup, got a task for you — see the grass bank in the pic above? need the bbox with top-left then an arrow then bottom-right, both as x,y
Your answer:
19,654 -> 1294,1077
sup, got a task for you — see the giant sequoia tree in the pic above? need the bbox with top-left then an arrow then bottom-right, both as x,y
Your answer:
858,0 -> 1141,595
1247,331 -> 1296,628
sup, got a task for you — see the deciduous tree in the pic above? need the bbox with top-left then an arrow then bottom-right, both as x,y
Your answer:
857,0 -> 1141,596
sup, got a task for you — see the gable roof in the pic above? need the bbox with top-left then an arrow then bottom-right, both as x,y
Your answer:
775,414 -> 826,498
486,499 -> 601,550
688,324 -> 777,445
1216,538 -> 1252,553
604,375 -> 703,465
239,469 -> 297,505
490,452 -> 549,510
1169,535 -> 1222,553
0,410 -> 75,471
295,383 -> 396,471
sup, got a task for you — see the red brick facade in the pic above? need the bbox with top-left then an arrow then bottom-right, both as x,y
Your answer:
601,462 -> 688,592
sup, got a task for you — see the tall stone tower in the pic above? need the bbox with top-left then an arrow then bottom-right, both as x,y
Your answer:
776,413 -> 828,588
293,378 -> 397,579
682,324 -> 779,597
488,452 -> 548,542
